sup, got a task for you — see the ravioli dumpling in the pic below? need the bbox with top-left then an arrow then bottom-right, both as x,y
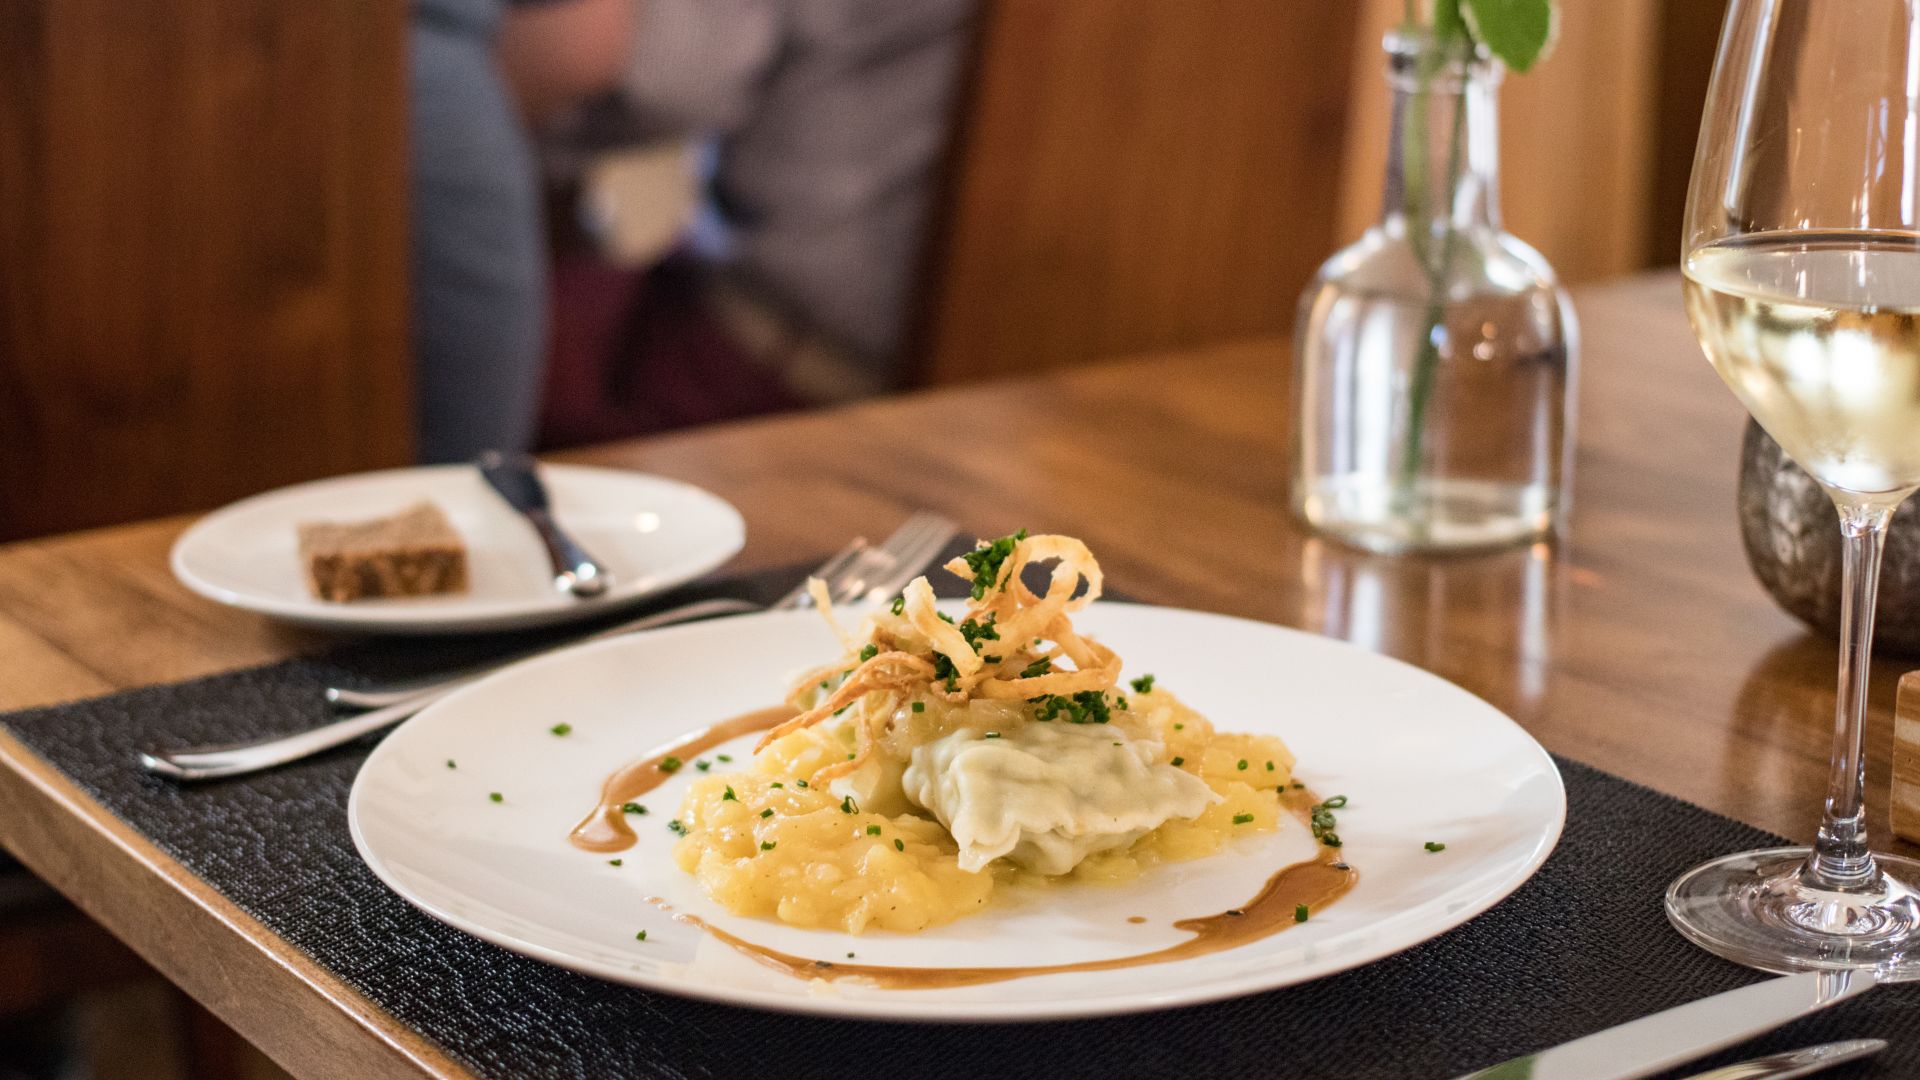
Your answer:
901,723 -> 1219,874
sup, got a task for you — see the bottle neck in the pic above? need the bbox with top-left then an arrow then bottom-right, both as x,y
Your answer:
1380,38 -> 1502,235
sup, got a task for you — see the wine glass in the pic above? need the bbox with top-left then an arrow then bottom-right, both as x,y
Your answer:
1669,0 -> 1920,974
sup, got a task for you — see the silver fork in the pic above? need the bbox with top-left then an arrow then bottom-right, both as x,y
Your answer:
324,510 -> 954,710
139,512 -> 957,782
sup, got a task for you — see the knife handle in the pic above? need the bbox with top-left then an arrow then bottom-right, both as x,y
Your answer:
525,506 -> 609,598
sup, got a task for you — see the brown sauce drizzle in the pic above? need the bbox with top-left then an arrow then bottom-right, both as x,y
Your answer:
580,708 -> 1358,987
567,706 -> 794,853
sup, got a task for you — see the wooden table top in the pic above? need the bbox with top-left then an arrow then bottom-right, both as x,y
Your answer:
1,270 -> 1910,1078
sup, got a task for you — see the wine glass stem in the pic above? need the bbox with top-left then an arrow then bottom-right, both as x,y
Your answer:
1807,499 -> 1895,891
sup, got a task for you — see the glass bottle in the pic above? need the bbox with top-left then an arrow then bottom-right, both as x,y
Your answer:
1293,28 -> 1577,554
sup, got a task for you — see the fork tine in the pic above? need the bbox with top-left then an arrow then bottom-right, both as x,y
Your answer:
853,513 -> 958,604
771,538 -> 870,610
815,512 -> 956,608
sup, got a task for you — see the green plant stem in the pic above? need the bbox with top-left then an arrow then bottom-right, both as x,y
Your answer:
1395,58 -> 1469,500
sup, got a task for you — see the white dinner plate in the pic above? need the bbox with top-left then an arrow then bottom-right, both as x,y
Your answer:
170,464 -> 745,634
350,602 -> 1564,1021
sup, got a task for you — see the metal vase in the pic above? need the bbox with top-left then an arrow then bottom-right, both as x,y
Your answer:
1738,419 -> 1920,655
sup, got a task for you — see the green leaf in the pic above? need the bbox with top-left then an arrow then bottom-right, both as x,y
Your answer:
1461,0 -> 1554,72
1432,0 -> 1469,41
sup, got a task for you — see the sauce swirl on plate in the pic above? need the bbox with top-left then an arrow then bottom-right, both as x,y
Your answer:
573,709 -> 1357,988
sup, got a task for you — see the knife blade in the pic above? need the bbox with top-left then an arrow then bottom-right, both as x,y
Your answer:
1679,1039 -> 1887,1079
1454,971 -> 1876,1080
476,451 -> 610,598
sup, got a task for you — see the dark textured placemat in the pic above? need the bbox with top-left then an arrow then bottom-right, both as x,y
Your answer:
1,551 -> 1911,1080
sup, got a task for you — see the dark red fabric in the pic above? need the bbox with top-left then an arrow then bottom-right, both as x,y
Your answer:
536,252 -> 804,450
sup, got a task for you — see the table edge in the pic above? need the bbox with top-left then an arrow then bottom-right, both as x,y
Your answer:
0,728 -> 473,1080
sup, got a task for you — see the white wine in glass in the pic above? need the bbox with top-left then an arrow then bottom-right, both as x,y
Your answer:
1670,1 -> 1920,975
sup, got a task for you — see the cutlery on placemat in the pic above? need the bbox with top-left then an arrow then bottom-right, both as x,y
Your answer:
1455,971 -> 1876,1080
324,510 -> 955,710
139,512 -> 958,782
1677,1039 -> 1886,1080
476,450 -> 609,599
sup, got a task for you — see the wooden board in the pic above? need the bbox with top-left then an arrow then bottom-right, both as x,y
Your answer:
0,0 -> 412,542
1896,671 -> 1920,844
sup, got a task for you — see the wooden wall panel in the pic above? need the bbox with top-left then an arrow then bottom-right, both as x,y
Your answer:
0,0 -> 411,542
1336,0 -> 1665,286
915,0 -> 1354,384
1644,0 -> 1729,265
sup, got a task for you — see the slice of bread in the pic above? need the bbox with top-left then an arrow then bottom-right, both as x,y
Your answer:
297,500 -> 470,603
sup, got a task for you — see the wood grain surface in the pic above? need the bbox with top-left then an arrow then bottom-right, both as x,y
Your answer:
0,0 -> 412,542
914,0 -> 1354,384
0,272 -> 1910,1077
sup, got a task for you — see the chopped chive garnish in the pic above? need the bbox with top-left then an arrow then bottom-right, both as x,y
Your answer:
846,753 -> 855,760
866,824 -> 882,835
1020,657 -> 1052,678
761,841 -> 777,851
911,701 -> 926,713
1237,759 -> 1249,770
840,795 -> 857,814
549,722 -> 572,736
658,756 -> 682,773
795,780 -> 808,788
1232,812 -> 1255,825
1130,673 -> 1156,693
1294,905 -> 1309,923
1291,781 -> 1305,789
1266,761 -> 1275,771
984,731 -> 1001,739
858,644 -> 879,662
635,929 -> 647,941
1173,723 -> 1184,730
760,808 -> 775,818
668,819 -> 687,835
695,759 -> 711,772
894,839 -> 904,852
1171,756 -> 1185,767
445,759 -> 457,769
608,859 -> 623,866
847,952 -> 856,959
1309,797 -> 1344,848
621,802 -> 647,815
1425,841 -> 1447,853
961,530 -> 1027,599
722,786 -> 737,801
717,754 -> 733,763
769,782 -> 784,789
488,792 -> 503,803
890,596 -> 905,615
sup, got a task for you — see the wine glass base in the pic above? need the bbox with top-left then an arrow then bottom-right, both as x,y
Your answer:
1667,846 -> 1920,977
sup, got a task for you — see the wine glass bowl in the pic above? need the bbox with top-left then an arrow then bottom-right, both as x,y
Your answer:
1669,0 -> 1920,976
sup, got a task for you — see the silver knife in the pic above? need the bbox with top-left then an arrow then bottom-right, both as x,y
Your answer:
476,451 -> 609,598
1454,971 -> 1876,1080
1679,1039 -> 1887,1079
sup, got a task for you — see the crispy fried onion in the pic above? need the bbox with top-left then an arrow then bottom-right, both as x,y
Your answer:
756,651 -> 934,751
760,533 -> 1117,761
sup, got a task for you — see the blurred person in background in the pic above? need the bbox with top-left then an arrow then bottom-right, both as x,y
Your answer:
411,0 -> 629,462
498,0 -> 978,445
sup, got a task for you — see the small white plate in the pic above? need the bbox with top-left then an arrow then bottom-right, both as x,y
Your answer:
171,464 -> 744,634
350,602 -> 1565,1020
